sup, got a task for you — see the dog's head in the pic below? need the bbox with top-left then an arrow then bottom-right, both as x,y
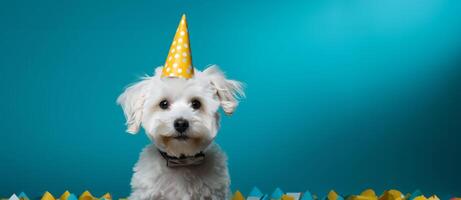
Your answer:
117,65 -> 244,157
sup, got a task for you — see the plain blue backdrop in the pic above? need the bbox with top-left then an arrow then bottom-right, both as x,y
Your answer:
1,0 -> 460,198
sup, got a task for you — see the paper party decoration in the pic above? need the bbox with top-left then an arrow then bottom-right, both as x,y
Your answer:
17,192 -> 28,200
41,192 -> 56,200
162,14 -> 194,79
78,191 -> 95,200
272,187 -> 284,200
349,189 -> 378,200
300,191 -> 314,200
60,191 -> 71,200
324,190 -> 343,200
67,194 -> 78,200
413,196 -> 428,200
379,190 -> 404,200
427,195 -> 440,200
286,193 -> 302,200
8,194 -> 18,200
232,190 -> 245,200
100,193 -> 112,200
409,190 -> 423,200
282,194 -> 295,200
248,186 -> 264,200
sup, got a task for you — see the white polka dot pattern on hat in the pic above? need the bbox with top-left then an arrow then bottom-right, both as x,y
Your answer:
162,14 -> 194,79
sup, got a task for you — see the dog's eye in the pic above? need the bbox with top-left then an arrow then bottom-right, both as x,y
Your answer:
191,99 -> 201,110
159,100 -> 169,110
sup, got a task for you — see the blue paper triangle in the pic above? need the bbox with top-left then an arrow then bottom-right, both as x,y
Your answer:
67,194 -> 78,200
249,186 -> 264,197
301,191 -> 314,200
261,194 -> 270,200
271,187 -> 284,199
409,190 -> 423,200
18,192 -> 29,199
337,194 -> 344,200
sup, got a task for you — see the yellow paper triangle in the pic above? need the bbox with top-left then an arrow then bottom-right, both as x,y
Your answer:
427,195 -> 439,200
361,189 -> 377,198
282,194 -> 295,200
60,191 -> 71,200
379,190 -> 404,200
231,190 -> 244,200
328,190 -> 339,200
100,193 -> 112,200
78,191 -> 94,200
413,195 -> 428,200
162,14 -> 194,79
404,193 -> 412,200
41,192 -> 56,200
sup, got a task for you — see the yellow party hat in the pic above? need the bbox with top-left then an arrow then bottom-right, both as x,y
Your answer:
59,191 -> 71,200
41,192 -> 56,200
162,14 -> 194,79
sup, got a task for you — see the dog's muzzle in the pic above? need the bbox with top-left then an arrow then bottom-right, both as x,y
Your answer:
158,149 -> 205,167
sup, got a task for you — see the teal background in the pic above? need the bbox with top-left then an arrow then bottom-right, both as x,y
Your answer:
1,0 -> 460,198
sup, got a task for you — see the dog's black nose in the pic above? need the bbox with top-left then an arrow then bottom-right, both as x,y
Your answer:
174,118 -> 189,133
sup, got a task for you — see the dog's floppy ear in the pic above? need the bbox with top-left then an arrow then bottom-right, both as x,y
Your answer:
203,65 -> 245,115
116,78 -> 151,134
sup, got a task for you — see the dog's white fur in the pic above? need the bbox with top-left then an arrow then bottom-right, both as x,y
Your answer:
117,65 -> 244,200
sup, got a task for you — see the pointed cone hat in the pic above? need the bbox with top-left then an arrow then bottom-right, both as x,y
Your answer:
162,14 -> 194,79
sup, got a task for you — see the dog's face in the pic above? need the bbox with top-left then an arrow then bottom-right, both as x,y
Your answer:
117,65 -> 244,157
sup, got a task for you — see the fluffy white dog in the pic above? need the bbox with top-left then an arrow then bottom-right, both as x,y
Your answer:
117,65 -> 244,200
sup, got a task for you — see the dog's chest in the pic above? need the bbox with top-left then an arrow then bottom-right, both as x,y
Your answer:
130,144 -> 230,200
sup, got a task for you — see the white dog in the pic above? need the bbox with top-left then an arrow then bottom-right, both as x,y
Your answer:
117,65 -> 244,200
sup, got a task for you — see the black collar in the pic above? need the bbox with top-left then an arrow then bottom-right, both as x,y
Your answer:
158,149 -> 205,167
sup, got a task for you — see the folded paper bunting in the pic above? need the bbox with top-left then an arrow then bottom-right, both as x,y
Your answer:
282,194 -> 295,200
60,191 -> 71,200
78,190 -> 95,200
413,195 -> 428,200
100,193 -> 112,200
248,187 -> 264,200
286,193 -> 302,200
427,195 -> 440,200
1,189 -> 458,200
350,189 -> 378,200
232,190 -> 245,200
301,191 -> 314,200
17,192 -> 28,200
379,190 -> 405,200
324,190 -> 344,200
409,190 -> 423,200
67,194 -> 78,200
8,194 -> 19,200
272,188 -> 285,200
41,192 -> 55,200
